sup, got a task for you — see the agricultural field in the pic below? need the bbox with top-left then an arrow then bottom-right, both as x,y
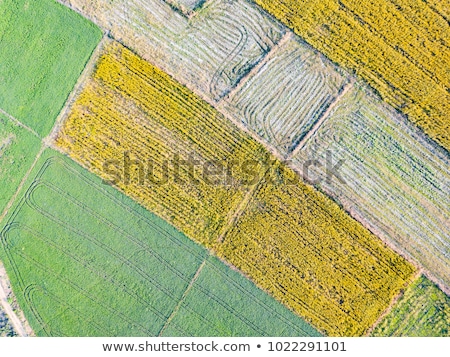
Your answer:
219,162 -> 415,336
0,0 -> 448,340
0,0 -> 102,137
0,113 -> 41,215
252,0 -> 450,151
371,276 -> 450,336
293,85 -> 450,291
56,42 -> 416,336
222,36 -> 348,154
0,150 -> 318,336
61,0 -> 285,102
161,255 -> 320,336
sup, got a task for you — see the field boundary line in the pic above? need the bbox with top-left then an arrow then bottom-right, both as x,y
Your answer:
0,108 -> 40,139
0,144 -> 45,224
337,195 -> 450,297
46,34 -> 109,147
217,166 -> 270,243
364,269 -> 423,336
158,259 -> 207,336
0,263 -> 28,336
287,80 -> 354,160
56,0 -> 106,31
220,31 -> 293,103
215,100 -> 284,163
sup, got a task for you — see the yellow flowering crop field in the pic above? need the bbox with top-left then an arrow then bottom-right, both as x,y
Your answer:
218,162 -> 416,336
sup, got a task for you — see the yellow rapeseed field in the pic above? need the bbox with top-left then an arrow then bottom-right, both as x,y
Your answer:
253,0 -> 450,151
56,41 -> 416,336
218,162 -> 415,336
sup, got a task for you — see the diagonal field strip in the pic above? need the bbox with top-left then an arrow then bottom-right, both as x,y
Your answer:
158,259 -> 207,336
0,108 -> 40,139
286,80 -> 354,160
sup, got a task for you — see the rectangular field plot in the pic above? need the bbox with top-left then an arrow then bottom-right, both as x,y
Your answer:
223,37 -> 347,154
0,150 -> 318,336
162,256 -> 320,336
0,113 -> 41,214
253,0 -> 450,151
293,86 -> 450,291
0,0 -> 101,136
219,163 -> 416,336
60,0 -> 285,101
371,276 -> 450,336
56,41 -> 268,247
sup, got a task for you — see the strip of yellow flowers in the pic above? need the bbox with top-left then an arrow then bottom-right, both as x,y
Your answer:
56,41 -> 416,336
253,0 -> 450,151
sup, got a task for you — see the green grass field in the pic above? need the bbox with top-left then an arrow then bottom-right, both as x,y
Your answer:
371,276 -> 450,336
0,113 -> 41,214
161,255 -> 319,336
0,0 -> 101,137
0,149 -> 319,336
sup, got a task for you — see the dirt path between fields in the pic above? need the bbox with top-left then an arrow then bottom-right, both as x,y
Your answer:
0,264 -> 28,336
158,259 -> 207,336
0,108 -> 41,139
46,34 -> 109,147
